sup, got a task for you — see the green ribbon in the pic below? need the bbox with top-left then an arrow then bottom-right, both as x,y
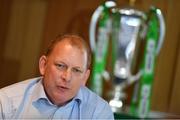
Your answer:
130,7 -> 160,118
90,3 -> 111,96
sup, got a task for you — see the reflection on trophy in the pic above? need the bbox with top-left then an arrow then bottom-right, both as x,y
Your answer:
89,0 -> 165,118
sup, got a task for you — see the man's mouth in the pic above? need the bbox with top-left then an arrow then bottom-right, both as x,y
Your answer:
57,85 -> 69,92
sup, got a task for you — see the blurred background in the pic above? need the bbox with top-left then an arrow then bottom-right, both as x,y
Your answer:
0,0 -> 180,116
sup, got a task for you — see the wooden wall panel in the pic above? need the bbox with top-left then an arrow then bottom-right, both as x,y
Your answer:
4,0 -> 48,81
0,59 -> 20,88
0,0 -> 48,87
41,0 -> 77,54
168,0 -> 180,114
169,34 -> 180,114
17,0 -> 48,81
0,0 -> 15,87
0,0 -> 12,57
151,0 -> 180,113
41,0 -> 99,55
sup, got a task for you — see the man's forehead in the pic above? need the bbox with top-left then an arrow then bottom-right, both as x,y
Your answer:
51,38 -> 89,69
56,39 -> 85,51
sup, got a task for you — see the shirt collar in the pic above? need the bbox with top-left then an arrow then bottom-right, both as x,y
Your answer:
31,78 -> 53,104
31,78 -> 83,106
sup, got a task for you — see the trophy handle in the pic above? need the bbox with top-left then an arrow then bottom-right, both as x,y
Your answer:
155,8 -> 166,55
89,6 -> 103,52
89,1 -> 116,52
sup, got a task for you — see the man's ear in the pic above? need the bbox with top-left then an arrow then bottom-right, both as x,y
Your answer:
82,69 -> 90,86
39,55 -> 47,76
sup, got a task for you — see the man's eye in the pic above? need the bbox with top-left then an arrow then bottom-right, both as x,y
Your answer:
72,68 -> 82,73
55,63 -> 65,69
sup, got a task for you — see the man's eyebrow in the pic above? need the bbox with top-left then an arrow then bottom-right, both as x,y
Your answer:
73,66 -> 83,69
54,61 -> 83,70
54,60 -> 65,64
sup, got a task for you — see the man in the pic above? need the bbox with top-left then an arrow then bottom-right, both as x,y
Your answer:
0,34 -> 114,119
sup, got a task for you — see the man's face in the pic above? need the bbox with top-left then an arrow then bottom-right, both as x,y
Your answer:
39,40 -> 90,106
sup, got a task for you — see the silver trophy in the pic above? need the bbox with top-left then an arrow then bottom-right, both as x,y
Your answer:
89,0 -> 165,117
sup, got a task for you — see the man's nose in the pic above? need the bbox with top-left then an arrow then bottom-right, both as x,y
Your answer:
62,69 -> 72,82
